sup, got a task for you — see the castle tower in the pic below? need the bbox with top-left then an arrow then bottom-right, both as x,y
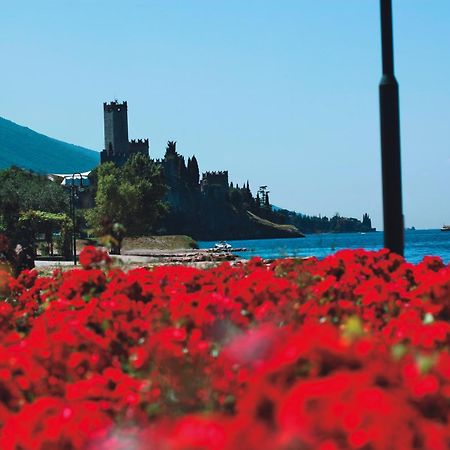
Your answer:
100,100 -> 149,166
200,171 -> 229,201
103,101 -> 129,155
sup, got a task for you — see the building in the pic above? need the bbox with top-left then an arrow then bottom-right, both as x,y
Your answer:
100,101 -> 149,166
200,171 -> 229,200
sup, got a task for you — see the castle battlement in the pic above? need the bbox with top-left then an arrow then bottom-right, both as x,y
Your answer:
201,170 -> 229,194
103,100 -> 127,112
202,170 -> 228,178
129,138 -> 149,156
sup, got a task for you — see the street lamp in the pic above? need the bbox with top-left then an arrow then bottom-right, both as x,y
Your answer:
69,173 -> 84,265
379,0 -> 404,255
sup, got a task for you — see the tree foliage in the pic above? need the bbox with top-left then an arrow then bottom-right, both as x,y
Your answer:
18,211 -> 72,257
187,156 -> 200,187
86,154 -> 167,237
164,141 -> 177,158
0,167 -> 69,241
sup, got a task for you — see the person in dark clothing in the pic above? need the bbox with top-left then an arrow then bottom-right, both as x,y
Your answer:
15,243 -> 35,274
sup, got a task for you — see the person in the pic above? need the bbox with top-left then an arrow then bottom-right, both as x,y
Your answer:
15,243 -> 35,274
0,234 -> 36,277
111,222 -> 126,255
0,234 -> 15,276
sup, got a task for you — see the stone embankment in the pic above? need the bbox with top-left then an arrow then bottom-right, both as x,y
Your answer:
120,248 -> 238,265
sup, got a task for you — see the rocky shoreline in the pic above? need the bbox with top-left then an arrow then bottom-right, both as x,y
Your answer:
35,248 -> 243,274
120,248 -> 239,265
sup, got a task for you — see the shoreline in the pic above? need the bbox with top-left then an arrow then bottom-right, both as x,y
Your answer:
34,248 -> 244,274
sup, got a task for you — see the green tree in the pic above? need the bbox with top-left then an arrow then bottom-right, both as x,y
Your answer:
0,167 -> 69,241
187,156 -> 200,187
229,187 -> 243,210
86,154 -> 167,237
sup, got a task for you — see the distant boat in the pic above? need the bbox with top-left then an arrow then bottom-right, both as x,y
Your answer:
441,225 -> 450,232
214,241 -> 232,251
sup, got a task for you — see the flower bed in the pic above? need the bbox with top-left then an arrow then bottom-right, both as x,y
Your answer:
0,247 -> 449,449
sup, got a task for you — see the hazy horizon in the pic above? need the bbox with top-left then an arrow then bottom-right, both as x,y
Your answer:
1,0 -> 449,230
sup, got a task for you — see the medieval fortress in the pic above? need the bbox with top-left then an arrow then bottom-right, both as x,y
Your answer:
100,101 -> 231,198
97,101 -> 370,238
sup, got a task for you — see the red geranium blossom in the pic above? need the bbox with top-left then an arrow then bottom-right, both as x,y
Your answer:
0,246 -> 448,449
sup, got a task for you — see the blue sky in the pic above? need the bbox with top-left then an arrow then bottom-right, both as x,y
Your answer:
1,0 -> 449,229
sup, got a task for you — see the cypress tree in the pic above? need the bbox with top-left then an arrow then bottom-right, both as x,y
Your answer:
188,155 -> 200,186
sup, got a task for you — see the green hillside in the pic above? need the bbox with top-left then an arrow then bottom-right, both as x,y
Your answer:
0,116 -> 99,174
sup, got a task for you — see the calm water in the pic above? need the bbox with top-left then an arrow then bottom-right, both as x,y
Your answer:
199,229 -> 450,264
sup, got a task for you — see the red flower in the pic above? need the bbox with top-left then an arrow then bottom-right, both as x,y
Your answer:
79,246 -> 111,270
0,249 -> 448,449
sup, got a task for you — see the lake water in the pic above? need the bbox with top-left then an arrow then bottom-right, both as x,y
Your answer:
199,229 -> 450,264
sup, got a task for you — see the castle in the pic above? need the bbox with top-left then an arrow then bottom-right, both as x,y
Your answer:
100,101 -> 149,166
97,100 -> 372,238
100,101 -> 231,200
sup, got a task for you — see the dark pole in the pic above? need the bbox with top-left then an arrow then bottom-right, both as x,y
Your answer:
68,180 -> 74,262
71,173 -> 84,265
379,0 -> 404,255
71,174 -> 77,265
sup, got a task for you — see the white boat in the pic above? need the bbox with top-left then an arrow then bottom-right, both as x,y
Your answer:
441,225 -> 450,232
214,241 -> 232,251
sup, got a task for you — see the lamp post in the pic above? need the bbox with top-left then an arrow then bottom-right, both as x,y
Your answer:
379,0 -> 404,256
70,173 -> 84,265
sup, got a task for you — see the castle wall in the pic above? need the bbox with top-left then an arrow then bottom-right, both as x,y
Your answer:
129,139 -> 149,156
201,171 -> 229,188
101,151 -> 135,166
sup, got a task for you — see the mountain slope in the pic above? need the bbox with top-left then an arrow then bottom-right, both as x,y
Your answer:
0,116 -> 99,173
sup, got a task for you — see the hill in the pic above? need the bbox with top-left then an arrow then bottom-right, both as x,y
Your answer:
0,116 -> 99,173
246,211 -> 305,238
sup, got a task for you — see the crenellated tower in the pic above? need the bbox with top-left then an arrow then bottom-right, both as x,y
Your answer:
100,100 -> 149,166
104,101 -> 129,154
200,171 -> 229,200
